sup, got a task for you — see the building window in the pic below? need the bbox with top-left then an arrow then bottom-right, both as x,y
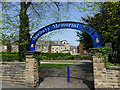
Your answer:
65,47 -> 66,49
56,46 -> 58,49
52,47 -> 54,50
74,49 -> 75,52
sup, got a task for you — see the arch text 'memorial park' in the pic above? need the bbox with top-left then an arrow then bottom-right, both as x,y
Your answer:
29,21 -> 102,51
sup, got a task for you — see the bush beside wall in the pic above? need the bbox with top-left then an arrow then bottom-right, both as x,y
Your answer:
1,52 -> 92,62
35,53 -> 92,60
2,52 -> 19,62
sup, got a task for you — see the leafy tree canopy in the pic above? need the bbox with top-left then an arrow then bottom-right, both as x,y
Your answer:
76,2 -> 120,63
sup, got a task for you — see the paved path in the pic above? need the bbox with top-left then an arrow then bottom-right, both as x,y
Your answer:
39,60 -> 94,89
41,62 -> 74,64
1,81 -> 28,88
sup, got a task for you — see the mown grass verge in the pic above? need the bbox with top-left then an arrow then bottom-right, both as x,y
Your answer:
40,64 -> 72,69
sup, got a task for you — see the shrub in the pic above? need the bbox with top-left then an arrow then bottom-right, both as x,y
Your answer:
81,55 -> 92,60
35,52 -> 92,60
57,56 -> 62,60
2,52 -> 92,62
2,52 -> 19,62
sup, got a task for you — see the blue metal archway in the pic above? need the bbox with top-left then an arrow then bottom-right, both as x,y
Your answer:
29,21 -> 102,51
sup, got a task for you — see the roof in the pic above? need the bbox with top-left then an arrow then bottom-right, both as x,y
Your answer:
51,43 -> 64,46
36,41 -> 49,46
70,46 -> 77,49
62,50 -> 71,51
36,40 -> 70,46
50,40 -> 65,46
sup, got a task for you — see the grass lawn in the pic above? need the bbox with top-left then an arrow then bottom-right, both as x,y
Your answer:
40,64 -> 72,69
40,60 -> 79,69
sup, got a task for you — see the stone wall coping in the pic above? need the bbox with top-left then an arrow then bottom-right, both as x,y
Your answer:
24,51 -> 40,55
108,66 -> 120,70
0,62 -> 26,64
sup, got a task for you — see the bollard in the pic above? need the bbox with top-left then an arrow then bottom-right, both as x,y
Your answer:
67,66 -> 70,83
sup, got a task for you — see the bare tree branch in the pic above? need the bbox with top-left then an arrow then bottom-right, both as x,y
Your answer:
4,8 -> 17,27
26,2 -> 31,9
31,3 -> 41,18
54,2 -> 60,11
45,2 -> 53,11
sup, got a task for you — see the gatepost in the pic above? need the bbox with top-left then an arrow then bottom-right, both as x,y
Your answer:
90,48 -> 107,88
24,51 -> 40,87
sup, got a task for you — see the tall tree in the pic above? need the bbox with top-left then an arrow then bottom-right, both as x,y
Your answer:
19,2 -> 31,61
2,2 -> 100,61
76,2 -> 120,63
2,2 -> 62,61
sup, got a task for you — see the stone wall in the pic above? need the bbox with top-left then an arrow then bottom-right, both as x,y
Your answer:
93,56 -> 120,88
0,62 -> 26,85
0,53 -> 39,87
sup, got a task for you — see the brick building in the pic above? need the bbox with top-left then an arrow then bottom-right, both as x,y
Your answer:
2,39 -> 87,55
70,46 -> 78,55
77,43 -> 87,55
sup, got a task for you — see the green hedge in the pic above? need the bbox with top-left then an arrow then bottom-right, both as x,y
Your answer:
35,53 -> 92,60
1,52 -> 92,62
35,52 -> 71,60
2,52 -> 19,62
2,52 -> 18,54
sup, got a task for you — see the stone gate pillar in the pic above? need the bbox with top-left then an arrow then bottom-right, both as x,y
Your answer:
93,56 -> 107,88
24,51 -> 40,87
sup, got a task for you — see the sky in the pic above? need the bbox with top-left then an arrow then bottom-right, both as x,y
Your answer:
38,2 -> 100,46
46,29 -> 81,46
2,2 -> 100,46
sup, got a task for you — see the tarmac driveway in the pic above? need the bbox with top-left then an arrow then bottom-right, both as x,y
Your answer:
39,60 -> 94,89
